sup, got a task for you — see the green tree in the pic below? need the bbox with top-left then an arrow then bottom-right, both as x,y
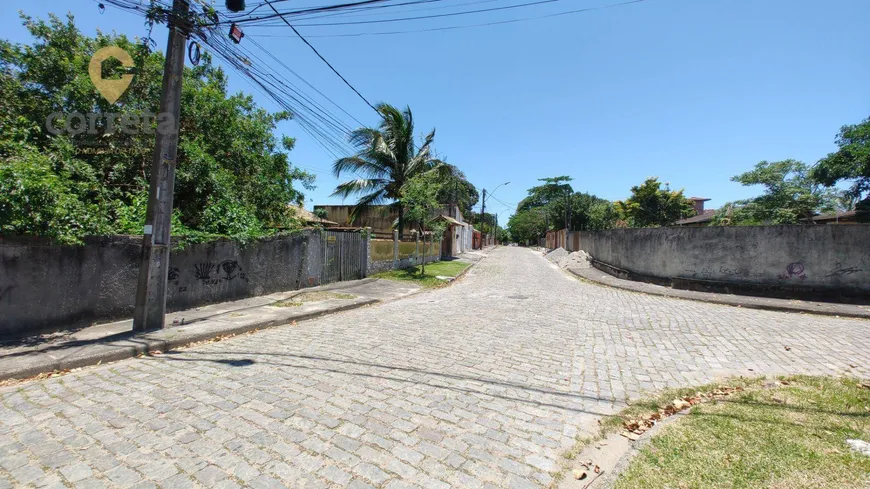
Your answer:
510,176 -> 616,239
507,208 -> 548,245
615,177 -> 694,228
549,192 -> 618,231
715,160 -> 838,225
436,174 -> 478,219
0,12 -> 313,243
811,116 -> 870,222
313,208 -> 329,227
332,104 -> 443,236
516,176 -> 573,231
400,171 -> 447,276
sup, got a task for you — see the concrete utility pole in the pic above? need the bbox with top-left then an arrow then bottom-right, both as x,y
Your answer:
480,188 -> 486,248
133,0 -> 190,331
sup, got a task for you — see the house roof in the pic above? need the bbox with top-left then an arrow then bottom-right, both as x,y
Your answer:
435,214 -> 464,226
288,205 -> 338,226
812,210 -> 857,222
675,209 -> 716,225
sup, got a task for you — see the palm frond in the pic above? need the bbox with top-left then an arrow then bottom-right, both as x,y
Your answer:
348,189 -> 389,224
330,178 -> 389,199
333,156 -> 390,179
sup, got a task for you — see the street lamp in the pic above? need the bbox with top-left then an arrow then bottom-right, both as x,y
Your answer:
481,182 -> 508,247
490,181 -> 510,198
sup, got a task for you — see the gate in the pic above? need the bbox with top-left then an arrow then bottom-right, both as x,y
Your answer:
321,230 -> 368,285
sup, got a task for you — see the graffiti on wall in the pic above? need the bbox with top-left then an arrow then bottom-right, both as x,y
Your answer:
170,260 -> 250,293
826,261 -> 863,278
193,260 -> 248,286
0,285 -> 14,302
777,262 -> 807,281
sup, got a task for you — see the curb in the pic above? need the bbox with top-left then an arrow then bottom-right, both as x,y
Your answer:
0,299 -> 379,383
566,266 -> 870,320
1,257 -> 493,384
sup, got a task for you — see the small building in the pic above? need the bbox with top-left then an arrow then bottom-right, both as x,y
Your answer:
288,205 -> 338,227
675,197 -> 716,226
313,204 -> 473,257
810,210 -> 859,225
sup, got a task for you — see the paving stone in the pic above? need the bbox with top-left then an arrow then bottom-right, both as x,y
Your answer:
193,465 -> 227,486
1,248 -> 868,488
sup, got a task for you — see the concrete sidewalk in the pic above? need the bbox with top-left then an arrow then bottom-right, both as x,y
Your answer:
568,265 -> 870,320
0,278 -> 421,382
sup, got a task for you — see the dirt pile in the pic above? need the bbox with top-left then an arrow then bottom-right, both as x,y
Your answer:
547,248 -> 593,270
560,250 -> 592,270
545,247 -> 569,263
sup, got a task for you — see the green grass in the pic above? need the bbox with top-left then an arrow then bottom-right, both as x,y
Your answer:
271,291 -> 356,307
612,376 -> 870,489
294,291 -> 356,302
372,260 -> 471,288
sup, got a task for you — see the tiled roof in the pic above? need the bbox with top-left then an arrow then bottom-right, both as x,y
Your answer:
675,209 -> 716,225
288,205 -> 338,225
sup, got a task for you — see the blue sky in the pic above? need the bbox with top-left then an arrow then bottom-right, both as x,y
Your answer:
3,0 -> 869,222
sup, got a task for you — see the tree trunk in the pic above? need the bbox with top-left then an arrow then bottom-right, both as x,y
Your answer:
398,206 -> 405,237
419,226 -> 426,277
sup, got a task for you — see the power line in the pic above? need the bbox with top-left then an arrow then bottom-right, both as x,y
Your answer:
249,0 -> 645,37
489,194 -> 517,209
288,0 -> 566,27
279,0 -> 473,21
263,0 -> 379,113
246,37 -> 366,127
98,0 -> 372,163
219,0 -> 418,25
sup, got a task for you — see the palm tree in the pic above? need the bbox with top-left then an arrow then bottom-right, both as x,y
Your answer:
332,103 -> 443,236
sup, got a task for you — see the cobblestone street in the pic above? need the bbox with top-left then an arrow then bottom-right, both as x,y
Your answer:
2,247 -> 868,489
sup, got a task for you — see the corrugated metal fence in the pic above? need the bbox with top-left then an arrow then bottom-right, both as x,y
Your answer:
321,229 -> 368,284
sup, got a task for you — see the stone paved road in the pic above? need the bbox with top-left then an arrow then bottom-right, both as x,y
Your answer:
2,247 -> 868,489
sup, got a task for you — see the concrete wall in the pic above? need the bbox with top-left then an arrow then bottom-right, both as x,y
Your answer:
578,225 -> 870,300
368,237 -> 442,274
0,230 -> 358,337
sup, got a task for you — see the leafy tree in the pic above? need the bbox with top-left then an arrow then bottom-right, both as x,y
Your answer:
517,175 -> 572,210
615,177 -> 694,228
332,103 -> 443,236
714,160 -> 838,225
510,175 -> 616,240
507,208 -> 548,245
811,116 -> 870,222
548,192 -> 618,231
436,174 -> 478,219
0,12 -> 313,243
400,171 -> 447,276
313,208 -> 329,227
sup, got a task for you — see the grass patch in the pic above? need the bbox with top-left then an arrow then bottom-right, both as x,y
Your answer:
372,260 -> 470,288
601,377 -> 765,435
272,291 -> 356,308
612,376 -> 870,489
294,291 -> 356,302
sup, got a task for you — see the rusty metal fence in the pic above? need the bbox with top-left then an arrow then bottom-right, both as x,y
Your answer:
321,229 -> 368,285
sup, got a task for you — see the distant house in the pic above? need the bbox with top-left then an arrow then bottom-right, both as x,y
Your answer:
288,205 -> 338,227
674,197 -> 716,226
313,204 -> 474,256
809,210 -> 859,225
